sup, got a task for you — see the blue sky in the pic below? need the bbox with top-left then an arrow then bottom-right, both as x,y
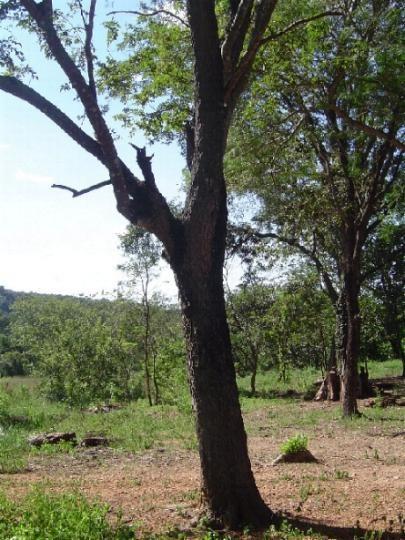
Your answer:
0,1 -> 183,298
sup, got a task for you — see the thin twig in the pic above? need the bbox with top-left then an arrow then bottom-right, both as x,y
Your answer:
107,9 -> 189,28
260,11 -> 343,45
52,179 -> 111,197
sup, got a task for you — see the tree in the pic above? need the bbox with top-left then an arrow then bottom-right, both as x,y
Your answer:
363,220 -> 405,376
0,0 -> 293,527
227,268 -> 334,396
119,225 -> 164,406
227,278 -> 275,397
9,295 -> 139,405
226,0 -> 404,415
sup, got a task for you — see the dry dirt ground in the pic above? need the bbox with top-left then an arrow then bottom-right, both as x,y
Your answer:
1,401 -> 404,539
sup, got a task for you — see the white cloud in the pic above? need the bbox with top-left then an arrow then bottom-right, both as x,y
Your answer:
15,168 -> 55,185
0,143 -> 11,151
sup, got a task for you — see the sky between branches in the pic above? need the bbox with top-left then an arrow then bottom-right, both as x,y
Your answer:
0,1 -> 184,299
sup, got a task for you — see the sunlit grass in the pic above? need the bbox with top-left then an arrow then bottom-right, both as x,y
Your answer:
0,359 -> 402,473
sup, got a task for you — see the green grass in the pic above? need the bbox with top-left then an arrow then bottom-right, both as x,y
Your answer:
237,359 -> 403,399
365,358 -> 403,379
0,359 -> 403,473
237,366 -> 320,397
0,486 -> 327,540
0,381 -> 196,473
0,488 -> 134,539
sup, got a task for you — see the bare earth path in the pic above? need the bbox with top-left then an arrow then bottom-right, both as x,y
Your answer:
1,401 -> 404,537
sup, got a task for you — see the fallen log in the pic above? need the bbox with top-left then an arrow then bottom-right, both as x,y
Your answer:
28,432 -> 77,447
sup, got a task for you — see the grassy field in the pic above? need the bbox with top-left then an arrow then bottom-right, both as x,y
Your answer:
0,360 -> 404,539
1,360 -> 402,472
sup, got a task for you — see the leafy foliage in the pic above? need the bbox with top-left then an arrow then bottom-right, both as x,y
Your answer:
9,296 -> 135,405
99,6 -> 192,144
228,269 -> 335,392
280,434 -> 308,455
118,225 -> 186,406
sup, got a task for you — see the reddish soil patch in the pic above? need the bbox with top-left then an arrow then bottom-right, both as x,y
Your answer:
1,401 -> 404,537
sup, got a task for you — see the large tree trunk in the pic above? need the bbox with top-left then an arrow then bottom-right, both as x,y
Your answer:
172,217 -> 273,529
169,158 -> 272,527
340,270 -> 361,416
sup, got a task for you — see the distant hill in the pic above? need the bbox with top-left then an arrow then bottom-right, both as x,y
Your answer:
0,286 -> 23,315
0,286 -> 119,318
0,287 -> 79,316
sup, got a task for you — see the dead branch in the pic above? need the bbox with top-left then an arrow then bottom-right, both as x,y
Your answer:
130,144 -> 156,187
52,179 -> 112,197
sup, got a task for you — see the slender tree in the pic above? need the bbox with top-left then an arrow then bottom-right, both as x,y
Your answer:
119,226 -> 162,406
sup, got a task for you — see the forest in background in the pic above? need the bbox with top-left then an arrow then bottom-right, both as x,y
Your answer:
1,215 -> 403,405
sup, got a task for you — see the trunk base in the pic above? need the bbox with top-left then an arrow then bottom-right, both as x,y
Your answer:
199,495 -> 275,531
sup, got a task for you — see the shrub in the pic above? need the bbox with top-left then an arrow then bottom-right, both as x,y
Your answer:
280,434 -> 308,455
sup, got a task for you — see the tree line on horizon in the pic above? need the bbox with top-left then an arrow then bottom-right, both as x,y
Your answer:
0,216 -> 403,404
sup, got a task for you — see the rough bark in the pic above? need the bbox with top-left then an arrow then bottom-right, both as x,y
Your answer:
340,269 -> 361,416
174,252 -> 272,528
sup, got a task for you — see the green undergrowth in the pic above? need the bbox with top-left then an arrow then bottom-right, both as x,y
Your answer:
0,489 -> 134,539
0,382 -> 195,473
0,487 -> 328,539
280,434 -> 308,455
0,359 -> 403,473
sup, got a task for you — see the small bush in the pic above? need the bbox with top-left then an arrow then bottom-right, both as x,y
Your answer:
280,434 -> 308,455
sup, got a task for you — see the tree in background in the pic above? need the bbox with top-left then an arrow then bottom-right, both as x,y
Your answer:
9,295 -> 139,405
119,226 -> 163,406
362,220 -> 405,376
227,266 -> 335,395
226,0 -> 404,415
227,278 -> 275,397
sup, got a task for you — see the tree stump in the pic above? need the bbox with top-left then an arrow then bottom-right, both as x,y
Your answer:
314,369 -> 340,401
